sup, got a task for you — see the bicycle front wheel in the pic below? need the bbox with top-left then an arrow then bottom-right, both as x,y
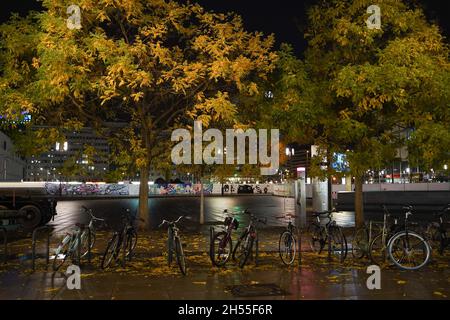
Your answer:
101,233 -> 120,269
236,234 -> 254,269
329,226 -> 347,263
369,233 -> 389,267
125,228 -> 138,259
279,231 -> 297,266
388,231 -> 431,270
308,223 -> 324,253
80,230 -> 96,259
53,236 -> 71,271
174,236 -> 187,275
352,227 -> 369,259
211,232 -> 232,267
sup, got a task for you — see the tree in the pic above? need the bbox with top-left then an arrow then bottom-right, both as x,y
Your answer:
0,0 -> 277,229
268,0 -> 450,227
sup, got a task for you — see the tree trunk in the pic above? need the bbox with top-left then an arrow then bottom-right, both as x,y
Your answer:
354,174 -> 365,228
138,165 -> 150,230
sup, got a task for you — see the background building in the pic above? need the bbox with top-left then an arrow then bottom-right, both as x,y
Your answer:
26,127 -> 109,182
0,131 -> 26,181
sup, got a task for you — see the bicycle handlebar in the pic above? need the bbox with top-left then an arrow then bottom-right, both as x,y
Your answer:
81,206 -> 105,222
159,216 -> 184,228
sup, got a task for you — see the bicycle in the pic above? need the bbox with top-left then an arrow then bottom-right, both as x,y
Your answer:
387,205 -> 431,270
53,206 -> 104,271
368,205 -> 403,266
308,209 -> 348,263
352,214 -> 384,260
276,213 -> 298,266
426,204 -> 449,256
232,209 -> 267,269
159,216 -> 187,275
210,209 -> 239,267
101,209 -> 139,269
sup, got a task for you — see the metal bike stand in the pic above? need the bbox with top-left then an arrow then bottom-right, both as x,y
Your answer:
255,234 -> 259,266
297,229 -> 302,268
327,235 -> 332,262
32,226 -> 51,272
77,231 -> 82,266
0,227 -> 7,264
121,233 -> 127,268
87,228 -> 92,264
209,226 -> 215,260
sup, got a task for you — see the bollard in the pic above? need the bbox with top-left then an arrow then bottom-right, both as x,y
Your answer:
32,226 -> 51,272
0,227 -> 7,264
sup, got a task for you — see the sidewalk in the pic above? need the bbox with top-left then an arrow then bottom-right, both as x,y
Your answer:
0,228 -> 449,300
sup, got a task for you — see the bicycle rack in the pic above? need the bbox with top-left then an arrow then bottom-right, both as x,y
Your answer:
297,229 -> 302,267
31,226 -> 51,272
87,228 -> 92,264
0,227 -> 7,264
254,234 -> 259,266
209,227 -> 215,261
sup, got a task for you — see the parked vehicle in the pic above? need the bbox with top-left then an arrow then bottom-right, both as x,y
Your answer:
0,188 -> 57,230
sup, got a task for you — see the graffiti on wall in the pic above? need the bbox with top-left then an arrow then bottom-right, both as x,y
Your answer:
45,183 -> 273,196
45,183 -> 129,196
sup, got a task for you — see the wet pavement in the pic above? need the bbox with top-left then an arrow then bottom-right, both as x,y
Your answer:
0,196 -> 448,300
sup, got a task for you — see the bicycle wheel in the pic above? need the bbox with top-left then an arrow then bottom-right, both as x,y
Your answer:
236,233 -> 254,269
329,226 -> 346,263
308,223 -> 325,253
388,231 -> 431,270
80,230 -> 96,259
125,228 -> 138,259
279,231 -> 297,266
174,236 -> 187,275
425,223 -> 442,254
369,233 -> 389,267
352,227 -> 369,259
53,236 -> 71,271
211,232 -> 232,267
101,233 -> 120,269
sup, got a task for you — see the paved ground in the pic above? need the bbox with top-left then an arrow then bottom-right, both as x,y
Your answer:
0,226 -> 449,300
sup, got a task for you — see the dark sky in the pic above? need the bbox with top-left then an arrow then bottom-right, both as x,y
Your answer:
1,0 -> 448,54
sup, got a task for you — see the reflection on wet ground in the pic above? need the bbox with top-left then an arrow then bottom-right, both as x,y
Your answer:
49,195 -> 434,235
1,196 -> 447,300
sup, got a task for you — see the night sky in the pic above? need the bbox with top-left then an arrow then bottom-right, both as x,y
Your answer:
0,0 -> 449,54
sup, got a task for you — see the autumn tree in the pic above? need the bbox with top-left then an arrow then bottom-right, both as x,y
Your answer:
267,0 -> 450,226
0,0 -> 277,228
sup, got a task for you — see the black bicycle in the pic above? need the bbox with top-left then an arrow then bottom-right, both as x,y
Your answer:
159,216 -> 187,275
232,209 -> 267,268
276,213 -> 298,266
101,209 -> 139,269
308,209 -> 348,263
211,209 -> 239,267
426,204 -> 450,256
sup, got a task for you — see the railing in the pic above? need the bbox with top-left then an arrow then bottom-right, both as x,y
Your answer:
31,226 -> 51,272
